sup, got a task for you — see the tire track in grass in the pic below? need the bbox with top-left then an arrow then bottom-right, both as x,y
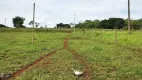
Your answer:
63,31 -> 71,49
68,49 -> 92,80
7,30 -> 72,80
8,49 -> 62,80
5,30 -> 93,80
64,32 -> 93,80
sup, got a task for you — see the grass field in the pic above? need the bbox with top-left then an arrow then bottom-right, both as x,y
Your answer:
69,29 -> 142,79
0,28 -> 142,80
72,29 -> 142,48
0,28 -> 67,73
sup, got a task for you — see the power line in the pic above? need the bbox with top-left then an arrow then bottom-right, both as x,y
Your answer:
35,5 -> 57,17
34,4 -> 62,27
134,0 -> 142,8
0,4 -> 32,6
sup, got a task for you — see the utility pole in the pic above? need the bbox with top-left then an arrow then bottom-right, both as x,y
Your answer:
128,0 -> 131,34
32,3 -> 35,44
4,18 -> 7,27
74,13 -> 76,32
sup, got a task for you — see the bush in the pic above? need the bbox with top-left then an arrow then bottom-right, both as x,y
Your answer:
0,24 -> 6,28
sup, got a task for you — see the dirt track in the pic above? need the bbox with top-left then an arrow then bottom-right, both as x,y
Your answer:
8,49 -> 61,80
64,32 -> 92,80
8,31 -> 92,80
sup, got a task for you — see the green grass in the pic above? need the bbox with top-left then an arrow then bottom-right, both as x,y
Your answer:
69,39 -> 142,79
69,29 -> 142,79
0,28 -> 67,73
14,50 -> 84,80
0,28 -> 142,80
71,29 -> 142,49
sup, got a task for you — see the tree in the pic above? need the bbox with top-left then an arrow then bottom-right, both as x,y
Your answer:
124,19 -> 142,30
93,20 -> 101,28
0,24 -> 6,28
100,18 -> 125,29
29,21 -> 40,27
63,24 -> 71,28
12,16 -> 25,28
75,20 -> 101,29
75,18 -> 142,30
56,23 -> 71,28
75,23 -> 83,28
75,20 -> 93,28
56,23 -> 64,28
131,20 -> 142,30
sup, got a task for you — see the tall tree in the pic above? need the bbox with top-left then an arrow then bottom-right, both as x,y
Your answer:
12,16 -> 25,28
101,18 -> 125,29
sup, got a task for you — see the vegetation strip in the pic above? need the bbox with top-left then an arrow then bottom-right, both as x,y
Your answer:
7,30 -> 93,80
7,49 -> 62,80
95,40 -> 142,53
70,37 -> 142,53
64,32 -> 92,80
67,49 -> 92,80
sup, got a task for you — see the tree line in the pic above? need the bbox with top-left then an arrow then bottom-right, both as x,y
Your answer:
56,23 -> 71,28
0,16 -> 142,30
75,18 -> 142,30
0,16 -> 39,28
56,18 -> 142,30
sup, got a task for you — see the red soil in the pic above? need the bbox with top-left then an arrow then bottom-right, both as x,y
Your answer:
7,30 -> 93,80
8,49 -> 61,80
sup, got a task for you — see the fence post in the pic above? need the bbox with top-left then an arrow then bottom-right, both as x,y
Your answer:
101,29 -> 103,41
115,29 -> 117,44
86,29 -> 88,37
91,29 -> 93,39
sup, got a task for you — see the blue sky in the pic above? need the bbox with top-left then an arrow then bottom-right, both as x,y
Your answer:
0,0 -> 142,28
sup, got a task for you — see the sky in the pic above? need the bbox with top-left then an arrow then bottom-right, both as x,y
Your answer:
0,0 -> 142,28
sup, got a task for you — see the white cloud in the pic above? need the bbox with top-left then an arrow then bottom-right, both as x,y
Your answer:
0,0 -> 142,28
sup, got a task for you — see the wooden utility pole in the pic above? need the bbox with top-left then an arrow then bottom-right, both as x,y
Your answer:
114,29 -> 117,43
32,3 -> 35,44
101,29 -> 102,40
128,0 -> 131,34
